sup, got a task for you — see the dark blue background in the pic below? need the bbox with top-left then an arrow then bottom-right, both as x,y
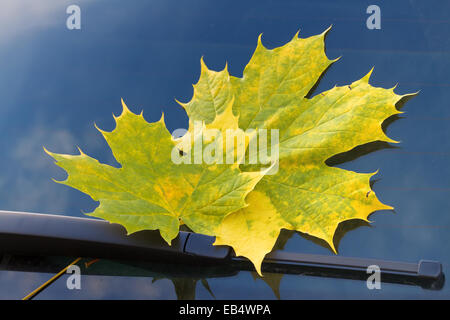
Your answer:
0,0 -> 449,299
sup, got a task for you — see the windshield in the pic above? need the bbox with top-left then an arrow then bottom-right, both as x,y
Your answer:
0,0 -> 449,299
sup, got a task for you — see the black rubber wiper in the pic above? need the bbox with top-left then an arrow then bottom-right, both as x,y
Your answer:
0,210 -> 444,290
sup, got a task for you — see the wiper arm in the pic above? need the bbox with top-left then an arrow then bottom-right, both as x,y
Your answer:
0,210 -> 444,290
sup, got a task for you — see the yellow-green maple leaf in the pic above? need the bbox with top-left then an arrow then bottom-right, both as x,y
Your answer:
177,57 -> 234,126
176,58 -> 253,165
45,99 -> 264,244
181,28 -> 415,275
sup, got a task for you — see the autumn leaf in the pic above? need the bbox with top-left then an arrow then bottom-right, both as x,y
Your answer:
251,230 -> 294,299
176,58 -> 247,164
181,27 -> 415,274
45,99 -> 264,244
46,27 -> 415,276
177,57 -> 234,126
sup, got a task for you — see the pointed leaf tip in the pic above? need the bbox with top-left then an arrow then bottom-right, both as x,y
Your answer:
43,146 -> 54,158
371,169 -> 380,178
402,90 -> 420,99
332,56 -> 342,64
362,67 -> 374,83
321,25 -> 333,36
327,237 -> 337,254
200,56 -> 208,72
223,61 -> 228,72
51,177 -> 65,185
94,122 -> 108,135
257,33 -> 264,49
121,98 -> 131,114
174,98 -> 186,109
76,146 -> 85,155
255,266 -> 263,277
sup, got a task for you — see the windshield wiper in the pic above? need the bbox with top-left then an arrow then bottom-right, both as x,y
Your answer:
0,210 -> 444,290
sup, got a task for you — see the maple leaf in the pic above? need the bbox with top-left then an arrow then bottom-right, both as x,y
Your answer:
176,58 -> 251,165
177,57 -> 234,126
46,27 -> 415,277
45,99 -> 264,244
180,27 -> 416,274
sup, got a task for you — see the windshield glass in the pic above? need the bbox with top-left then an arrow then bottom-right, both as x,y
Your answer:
0,0 -> 449,299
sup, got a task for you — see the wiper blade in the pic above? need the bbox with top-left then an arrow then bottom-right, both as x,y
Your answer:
0,210 -> 444,290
